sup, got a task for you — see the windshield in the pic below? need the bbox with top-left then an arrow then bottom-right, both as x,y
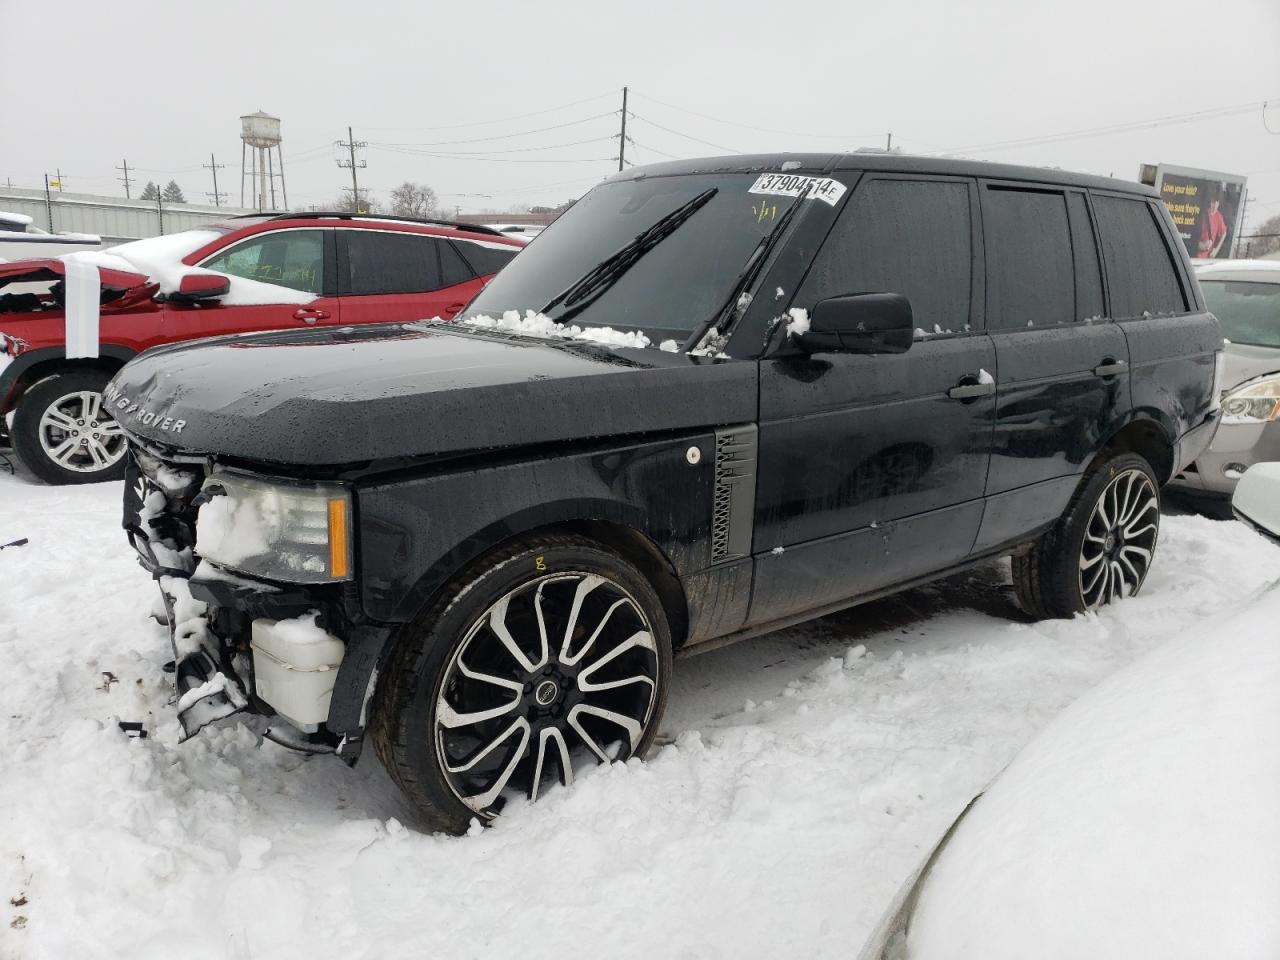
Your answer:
461,174 -> 802,343
1201,279 -> 1280,349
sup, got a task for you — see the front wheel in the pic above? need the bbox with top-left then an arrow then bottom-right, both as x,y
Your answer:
372,535 -> 673,834
10,370 -> 128,484
1013,452 -> 1160,619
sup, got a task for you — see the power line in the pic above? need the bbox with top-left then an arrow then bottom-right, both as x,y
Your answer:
627,113 -> 742,154
940,98 -> 1277,155
371,111 -> 617,148
630,90 -> 881,141
370,136 -> 615,157
360,91 -> 617,133
628,139 -> 683,161
364,151 -> 614,165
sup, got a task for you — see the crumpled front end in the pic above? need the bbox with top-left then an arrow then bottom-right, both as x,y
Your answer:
122,442 -> 386,758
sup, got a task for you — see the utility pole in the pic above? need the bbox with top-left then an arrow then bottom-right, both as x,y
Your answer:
203,153 -> 226,207
55,168 -> 64,192
617,86 -> 629,171
336,126 -> 367,213
43,174 -> 54,231
886,132 -> 893,151
116,159 -> 133,199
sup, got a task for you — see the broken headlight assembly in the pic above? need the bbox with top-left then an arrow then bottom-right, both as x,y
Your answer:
1220,375 -> 1280,423
194,471 -> 352,583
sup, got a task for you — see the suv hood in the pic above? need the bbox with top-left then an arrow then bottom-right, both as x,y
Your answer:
108,323 -> 756,466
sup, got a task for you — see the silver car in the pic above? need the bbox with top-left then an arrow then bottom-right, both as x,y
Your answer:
1168,259 -> 1280,498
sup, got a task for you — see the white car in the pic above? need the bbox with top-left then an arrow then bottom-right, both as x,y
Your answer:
0,211 -> 101,261
1169,259 -> 1280,501
860,462 -> 1280,960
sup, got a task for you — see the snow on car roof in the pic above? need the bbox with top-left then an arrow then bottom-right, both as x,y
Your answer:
62,230 -> 316,307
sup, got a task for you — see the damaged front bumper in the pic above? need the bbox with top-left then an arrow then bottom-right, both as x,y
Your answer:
123,445 -> 390,762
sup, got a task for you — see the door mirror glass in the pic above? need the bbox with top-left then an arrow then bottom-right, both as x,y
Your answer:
171,272 -> 231,303
798,293 -> 914,354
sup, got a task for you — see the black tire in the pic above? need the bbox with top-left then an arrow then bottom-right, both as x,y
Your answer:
1012,452 -> 1161,620
10,370 -> 127,485
371,534 -> 674,835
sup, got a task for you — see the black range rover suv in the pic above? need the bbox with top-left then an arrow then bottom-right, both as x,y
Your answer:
112,154 -> 1221,832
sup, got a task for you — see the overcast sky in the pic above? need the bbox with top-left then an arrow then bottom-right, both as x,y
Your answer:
4,0 -> 1278,230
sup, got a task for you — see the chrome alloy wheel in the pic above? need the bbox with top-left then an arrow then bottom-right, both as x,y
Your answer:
37,390 -> 126,474
435,572 -> 661,816
1078,468 -> 1159,609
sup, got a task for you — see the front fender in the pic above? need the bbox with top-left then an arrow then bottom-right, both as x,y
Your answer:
357,433 -> 717,624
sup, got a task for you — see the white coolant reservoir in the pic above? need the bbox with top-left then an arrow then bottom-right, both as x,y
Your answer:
251,613 -> 345,731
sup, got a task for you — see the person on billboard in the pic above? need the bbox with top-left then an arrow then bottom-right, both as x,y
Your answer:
1197,190 -> 1228,258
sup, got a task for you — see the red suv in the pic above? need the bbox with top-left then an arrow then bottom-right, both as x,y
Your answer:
0,213 -> 523,483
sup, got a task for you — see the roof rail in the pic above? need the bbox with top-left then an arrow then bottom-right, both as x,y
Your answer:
244,211 -> 508,237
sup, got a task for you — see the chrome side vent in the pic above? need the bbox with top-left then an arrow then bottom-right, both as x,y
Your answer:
710,424 -> 758,564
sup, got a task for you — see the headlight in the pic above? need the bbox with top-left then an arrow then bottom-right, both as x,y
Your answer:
1220,375 -> 1280,423
195,472 -> 352,583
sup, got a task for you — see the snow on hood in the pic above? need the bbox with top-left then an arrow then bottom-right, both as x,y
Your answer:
62,230 -> 315,307
905,580 -> 1280,960
458,309 -> 652,349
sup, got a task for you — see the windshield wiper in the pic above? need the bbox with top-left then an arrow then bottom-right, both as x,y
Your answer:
688,182 -> 813,352
540,187 -> 718,324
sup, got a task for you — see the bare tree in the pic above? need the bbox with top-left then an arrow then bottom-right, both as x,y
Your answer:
389,181 -> 440,218
1242,213 -> 1280,258
309,191 -> 381,214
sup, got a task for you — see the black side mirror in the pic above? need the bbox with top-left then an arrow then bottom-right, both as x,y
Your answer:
797,293 -> 914,355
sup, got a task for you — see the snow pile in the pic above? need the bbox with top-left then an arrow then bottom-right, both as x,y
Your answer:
460,309 -> 652,349
785,307 -> 810,337
195,488 -> 271,565
62,229 -> 315,307
1,467 -> 1278,959
908,582 -> 1280,960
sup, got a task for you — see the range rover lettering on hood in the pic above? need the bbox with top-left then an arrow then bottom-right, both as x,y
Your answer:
102,383 -> 187,433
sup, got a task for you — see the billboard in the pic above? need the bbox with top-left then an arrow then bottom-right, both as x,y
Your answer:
1139,163 -> 1248,261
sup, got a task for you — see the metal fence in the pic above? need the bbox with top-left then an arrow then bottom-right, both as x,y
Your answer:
0,187 -> 258,247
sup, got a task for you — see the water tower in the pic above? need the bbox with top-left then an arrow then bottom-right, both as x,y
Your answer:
239,110 -> 287,211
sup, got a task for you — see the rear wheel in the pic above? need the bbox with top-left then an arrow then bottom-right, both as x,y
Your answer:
1013,452 -> 1160,619
10,371 -> 127,485
372,535 -> 673,834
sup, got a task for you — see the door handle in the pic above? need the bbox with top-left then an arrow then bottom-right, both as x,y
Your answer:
947,378 -> 996,400
1093,359 -> 1128,377
445,302 -> 466,316
293,308 -> 330,324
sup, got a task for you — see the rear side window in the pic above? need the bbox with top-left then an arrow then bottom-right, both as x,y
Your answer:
984,187 -> 1074,328
440,241 -> 476,287
1092,196 -> 1188,317
344,231 -> 443,295
452,239 -> 519,277
798,178 -> 972,333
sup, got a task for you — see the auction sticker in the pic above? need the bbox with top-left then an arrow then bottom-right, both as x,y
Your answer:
748,173 -> 847,206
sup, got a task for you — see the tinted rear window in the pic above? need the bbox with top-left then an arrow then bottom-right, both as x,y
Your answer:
798,178 -> 972,333
344,231 -> 442,295
985,187 -> 1075,328
1092,196 -> 1188,317
1200,279 -> 1280,348
453,240 -> 518,277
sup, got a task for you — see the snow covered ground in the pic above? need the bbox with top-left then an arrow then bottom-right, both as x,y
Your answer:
1,464 -> 1277,960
